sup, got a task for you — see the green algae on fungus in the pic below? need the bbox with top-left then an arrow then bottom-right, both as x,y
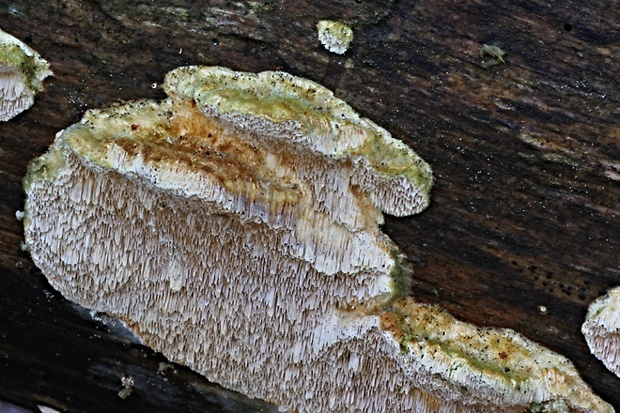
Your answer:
387,250 -> 413,299
0,28 -> 52,121
23,66 -> 611,413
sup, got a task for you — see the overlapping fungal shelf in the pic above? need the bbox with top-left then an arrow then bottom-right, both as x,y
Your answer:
0,28 -> 52,121
23,66 -> 612,412
583,287 -> 620,378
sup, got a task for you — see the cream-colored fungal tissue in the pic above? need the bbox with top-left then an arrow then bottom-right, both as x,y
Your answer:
317,20 -> 353,54
23,66 -> 613,413
583,287 -> 620,378
0,28 -> 52,121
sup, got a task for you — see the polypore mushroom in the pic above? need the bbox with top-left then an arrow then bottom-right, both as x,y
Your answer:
0,28 -> 52,121
582,286 -> 620,378
23,66 -> 612,412
316,20 -> 353,55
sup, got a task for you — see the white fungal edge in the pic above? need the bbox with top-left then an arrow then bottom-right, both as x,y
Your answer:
38,406 -> 62,413
582,286 -> 620,377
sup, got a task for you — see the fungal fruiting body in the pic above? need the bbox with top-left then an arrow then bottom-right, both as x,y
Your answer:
316,20 -> 353,54
0,28 -> 52,121
582,287 -> 620,378
23,66 -> 612,413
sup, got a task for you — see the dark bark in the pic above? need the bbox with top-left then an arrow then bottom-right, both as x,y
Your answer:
0,0 -> 618,411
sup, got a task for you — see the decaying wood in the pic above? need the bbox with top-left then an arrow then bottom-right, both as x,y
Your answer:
0,1 -> 618,411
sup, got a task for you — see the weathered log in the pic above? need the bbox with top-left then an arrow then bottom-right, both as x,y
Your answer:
0,1 -> 618,411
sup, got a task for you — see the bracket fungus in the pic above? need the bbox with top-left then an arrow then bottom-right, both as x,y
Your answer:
0,28 -> 52,121
582,286 -> 620,378
317,20 -> 353,55
24,66 -> 612,413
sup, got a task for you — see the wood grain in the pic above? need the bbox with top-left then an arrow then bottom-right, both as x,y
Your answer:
0,1 -> 618,411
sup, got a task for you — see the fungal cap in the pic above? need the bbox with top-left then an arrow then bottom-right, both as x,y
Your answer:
25,66 -> 431,277
0,28 -> 52,121
582,286 -> 620,378
164,66 -> 432,215
316,20 -> 354,55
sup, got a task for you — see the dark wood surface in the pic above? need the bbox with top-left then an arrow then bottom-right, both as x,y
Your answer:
0,1 -> 618,411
